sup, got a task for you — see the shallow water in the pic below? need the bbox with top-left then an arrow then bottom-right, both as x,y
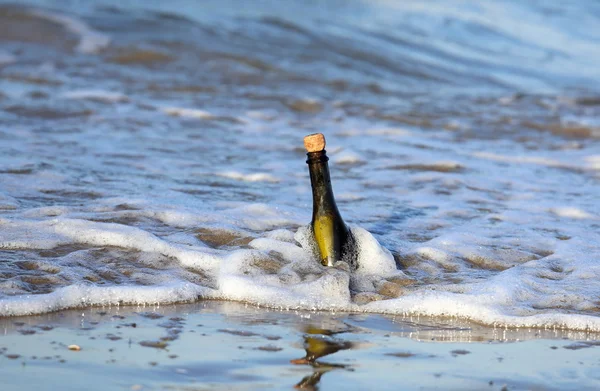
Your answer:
1,1 -> 600,330
1,303 -> 600,391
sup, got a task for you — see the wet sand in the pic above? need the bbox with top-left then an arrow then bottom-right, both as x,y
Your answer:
1,301 -> 599,391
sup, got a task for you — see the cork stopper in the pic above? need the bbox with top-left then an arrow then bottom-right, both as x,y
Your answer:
303,133 -> 326,153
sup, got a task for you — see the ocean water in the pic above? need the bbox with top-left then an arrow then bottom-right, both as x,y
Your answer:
1,0 -> 600,331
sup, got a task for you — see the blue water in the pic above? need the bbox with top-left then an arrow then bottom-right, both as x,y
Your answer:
0,0 -> 600,330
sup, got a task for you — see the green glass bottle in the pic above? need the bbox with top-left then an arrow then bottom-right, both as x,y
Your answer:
304,133 -> 353,267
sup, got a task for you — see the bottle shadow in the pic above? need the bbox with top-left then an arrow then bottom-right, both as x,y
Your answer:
290,325 -> 355,390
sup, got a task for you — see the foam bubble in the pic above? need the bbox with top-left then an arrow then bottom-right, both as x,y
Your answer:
352,225 -> 399,277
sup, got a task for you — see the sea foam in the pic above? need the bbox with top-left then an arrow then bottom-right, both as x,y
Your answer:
2,214 -> 599,331
1,1 -> 600,334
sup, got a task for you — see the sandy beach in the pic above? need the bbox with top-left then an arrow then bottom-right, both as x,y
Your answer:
2,301 -> 600,391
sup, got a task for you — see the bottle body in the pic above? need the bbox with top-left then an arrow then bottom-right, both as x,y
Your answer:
307,150 -> 351,267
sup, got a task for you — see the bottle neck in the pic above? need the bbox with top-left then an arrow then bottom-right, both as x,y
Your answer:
306,150 -> 341,219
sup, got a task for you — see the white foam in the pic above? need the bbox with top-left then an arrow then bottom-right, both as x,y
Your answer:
162,107 -> 214,119
217,171 -> 280,183
472,151 -> 570,168
264,229 -> 296,242
350,226 -> 405,292
62,90 -> 128,103
216,227 -> 600,331
363,291 -> 600,331
333,149 -> 366,165
585,155 -> 600,170
216,244 -> 351,311
2,214 -> 600,331
28,9 -> 110,54
364,241 -> 600,330
22,206 -> 70,218
550,207 -> 594,219
352,225 -> 399,277
0,283 -> 210,317
0,218 -> 221,271
225,203 -> 301,231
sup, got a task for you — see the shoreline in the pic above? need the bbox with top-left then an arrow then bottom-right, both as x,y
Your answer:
2,291 -> 600,334
1,301 -> 599,390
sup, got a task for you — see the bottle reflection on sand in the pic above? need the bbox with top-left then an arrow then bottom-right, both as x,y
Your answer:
291,325 -> 355,390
